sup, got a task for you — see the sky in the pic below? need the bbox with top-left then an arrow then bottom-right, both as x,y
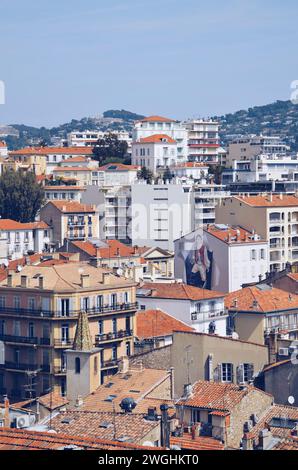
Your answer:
0,0 -> 298,127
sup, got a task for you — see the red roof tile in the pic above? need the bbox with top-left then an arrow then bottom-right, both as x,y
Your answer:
235,195 -> 298,208
170,433 -> 224,451
0,219 -> 49,231
47,201 -> 96,213
10,147 -> 93,156
138,115 -> 176,123
136,309 -> 194,339
206,225 -> 266,245
138,134 -> 176,144
225,286 -> 298,312
71,240 -> 141,258
140,282 -> 224,301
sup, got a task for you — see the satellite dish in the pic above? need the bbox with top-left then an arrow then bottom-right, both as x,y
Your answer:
288,396 -> 295,405
116,268 -> 123,276
2,260 -> 8,268
16,265 -> 23,272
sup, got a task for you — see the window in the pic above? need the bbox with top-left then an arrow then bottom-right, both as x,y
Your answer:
0,297 -> 6,309
0,320 -> 5,336
243,363 -> 254,383
260,249 -> 266,260
192,409 -> 200,423
112,318 -> 117,334
75,357 -> 81,374
112,346 -> 117,361
94,356 -> 98,375
61,324 -> 69,343
13,321 -> 21,337
97,295 -> 103,310
251,249 -> 256,261
222,363 -> 233,383
126,342 -> 131,357
28,322 -> 34,338
61,298 -> 70,317
98,320 -> 103,334
28,297 -> 36,311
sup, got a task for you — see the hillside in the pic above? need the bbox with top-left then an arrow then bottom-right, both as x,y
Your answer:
214,100 -> 298,150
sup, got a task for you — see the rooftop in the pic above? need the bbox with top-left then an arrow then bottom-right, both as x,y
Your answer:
0,219 -> 49,231
225,285 -> 298,313
48,410 -> 160,444
0,428 -> 155,450
71,239 -> 142,259
177,381 -> 272,412
45,200 -> 97,213
97,163 -> 140,171
234,194 -> 298,208
136,309 -> 194,339
10,147 -> 93,156
0,261 -> 136,291
76,367 -> 171,413
138,134 -> 176,144
138,282 -> 224,301
205,224 -> 265,245
170,433 -> 224,451
138,115 -> 176,123
38,392 -> 69,411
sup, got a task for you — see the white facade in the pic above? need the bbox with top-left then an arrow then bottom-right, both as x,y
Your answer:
67,130 -> 132,153
194,184 -> 230,226
227,135 -> 290,168
44,186 -> 85,202
0,223 -> 51,263
133,116 -> 188,162
137,288 -> 227,336
222,153 -> 298,185
91,164 -> 139,187
132,135 -> 178,174
204,225 -> 269,293
185,119 -> 220,164
131,181 -> 194,251
170,163 -> 209,180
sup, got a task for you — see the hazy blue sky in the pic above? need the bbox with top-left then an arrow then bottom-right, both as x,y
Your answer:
0,0 -> 297,127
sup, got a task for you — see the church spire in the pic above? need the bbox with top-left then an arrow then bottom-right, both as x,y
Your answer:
73,310 -> 93,351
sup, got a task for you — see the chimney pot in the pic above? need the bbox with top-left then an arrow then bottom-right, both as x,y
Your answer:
80,274 -> 90,288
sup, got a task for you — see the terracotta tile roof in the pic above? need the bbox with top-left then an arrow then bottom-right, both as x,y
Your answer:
44,185 -> 85,191
139,134 -> 176,144
133,398 -> 176,417
263,359 -> 291,372
235,194 -> 298,208
0,219 -> 49,231
38,392 -> 69,411
206,225 -> 266,245
0,428 -> 157,450
53,166 -> 92,172
170,433 -> 224,451
273,438 -> 298,450
139,282 -> 224,301
47,201 -> 97,213
225,285 -> 298,313
49,410 -> 160,443
138,115 -> 176,123
136,309 -> 194,339
10,147 -> 93,156
78,368 -> 170,413
97,163 -> 139,171
287,273 -> 298,282
245,405 -> 298,444
177,381 -> 271,412
71,240 -> 140,258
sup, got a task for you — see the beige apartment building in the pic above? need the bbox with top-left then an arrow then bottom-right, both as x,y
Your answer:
216,194 -> 298,272
0,261 -> 137,401
40,200 -> 100,248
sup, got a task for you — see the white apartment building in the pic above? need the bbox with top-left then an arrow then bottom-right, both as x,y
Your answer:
90,163 -> 139,187
194,184 -> 230,226
133,115 -> 188,162
226,135 -> 290,168
67,130 -> 132,153
185,119 -> 220,164
131,134 -> 178,174
0,141 -> 8,158
130,181 -> 194,251
216,194 -> 298,272
137,282 -> 227,336
204,224 -> 269,292
82,185 -> 132,243
44,185 -> 86,203
170,162 -> 209,181
222,153 -> 298,185
0,220 -> 51,263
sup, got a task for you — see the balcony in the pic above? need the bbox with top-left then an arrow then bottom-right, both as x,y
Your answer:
53,338 -> 74,348
101,359 -> 118,369
95,329 -> 133,346
2,362 -> 40,372
0,334 -> 38,345
0,302 -> 138,319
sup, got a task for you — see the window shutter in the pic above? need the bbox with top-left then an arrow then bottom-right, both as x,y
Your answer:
214,363 -> 222,382
248,364 -> 254,382
237,364 -> 244,384
230,364 -> 234,383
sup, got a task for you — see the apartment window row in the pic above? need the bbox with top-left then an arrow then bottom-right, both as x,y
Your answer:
250,248 -> 266,261
215,363 -> 254,384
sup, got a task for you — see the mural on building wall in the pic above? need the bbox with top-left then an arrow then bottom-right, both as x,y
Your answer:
174,229 -> 213,290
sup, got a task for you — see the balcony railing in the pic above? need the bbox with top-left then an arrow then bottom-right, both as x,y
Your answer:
95,329 -> 133,345
0,334 -> 38,345
53,338 -> 74,347
101,359 -> 118,369
0,302 -> 138,319
2,361 -> 40,372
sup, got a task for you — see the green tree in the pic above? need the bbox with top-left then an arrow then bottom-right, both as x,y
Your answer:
92,133 -> 128,166
0,170 -> 45,222
137,166 -> 154,184
208,165 -> 225,184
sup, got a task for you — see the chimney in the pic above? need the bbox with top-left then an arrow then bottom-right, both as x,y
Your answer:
7,272 -> 13,287
258,429 -> 273,450
233,298 -> 238,308
119,356 -> 130,374
39,276 -> 44,290
4,396 -> 10,428
21,275 -> 28,288
80,274 -> 90,288
183,383 -> 193,399
160,404 -> 170,449
102,272 -> 110,285
75,395 -> 84,407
